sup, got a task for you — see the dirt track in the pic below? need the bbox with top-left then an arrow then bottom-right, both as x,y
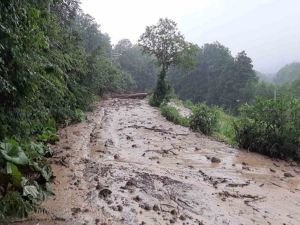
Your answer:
19,98 -> 300,225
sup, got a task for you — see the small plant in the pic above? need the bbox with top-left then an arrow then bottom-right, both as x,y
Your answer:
36,120 -> 59,145
74,109 -> 86,122
160,104 -> 189,127
189,104 -> 217,135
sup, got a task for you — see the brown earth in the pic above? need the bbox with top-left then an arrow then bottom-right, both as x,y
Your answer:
15,98 -> 300,225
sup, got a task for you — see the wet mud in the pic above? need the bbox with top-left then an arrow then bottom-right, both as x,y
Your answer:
18,98 -> 300,225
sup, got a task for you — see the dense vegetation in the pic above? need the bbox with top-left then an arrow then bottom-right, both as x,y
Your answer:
159,100 -> 236,144
236,97 -> 300,160
168,43 -> 257,112
0,0 -> 131,220
115,40 -> 158,92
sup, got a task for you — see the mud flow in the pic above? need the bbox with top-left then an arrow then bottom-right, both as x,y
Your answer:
18,98 -> 300,225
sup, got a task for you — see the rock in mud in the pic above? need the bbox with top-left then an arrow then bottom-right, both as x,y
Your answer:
153,204 -> 160,211
125,179 -> 137,187
242,166 -> 250,171
179,215 -> 186,221
170,209 -> 177,215
133,195 -> 141,202
126,135 -> 133,140
169,218 -> 176,223
270,168 -> 276,173
211,157 -> 221,163
71,207 -> 81,215
99,188 -> 112,198
117,205 -> 123,211
114,154 -> 120,160
104,139 -> 114,147
96,183 -> 103,190
284,172 -> 295,178
140,202 -> 151,211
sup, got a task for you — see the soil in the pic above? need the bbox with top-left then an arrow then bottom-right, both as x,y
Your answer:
16,98 -> 300,225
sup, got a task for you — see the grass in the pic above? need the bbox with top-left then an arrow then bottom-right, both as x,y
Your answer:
159,98 -> 237,145
213,107 -> 237,145
160,104 -> 190,127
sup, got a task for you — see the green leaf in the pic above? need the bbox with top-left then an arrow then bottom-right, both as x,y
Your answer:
32,162 -> 52,182
23,185 -> 39,199
0,142 -> 30,165
6,162 -> 23,187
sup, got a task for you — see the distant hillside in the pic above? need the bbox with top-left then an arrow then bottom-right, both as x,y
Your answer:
255,71 -> 275,83
274,62 -> 300,84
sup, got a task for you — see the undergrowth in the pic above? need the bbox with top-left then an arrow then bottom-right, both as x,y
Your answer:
157,97 -> 300,161
158,99 -> 238,145
0,139 -> 54,221
160,104 -> 189,127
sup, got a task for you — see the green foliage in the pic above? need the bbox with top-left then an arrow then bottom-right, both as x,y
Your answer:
150,71 -> 171,106
139,18 -> 191,106
74,109 -> 86,122
189,104 -> 218,135
235,97 -> 300,160
0,139 -> 53,220
138,18 -> 187,71
213,108 -> 237,145
116,44 -> 158,92
169,43 -> 257,112
160,104 -> 189,127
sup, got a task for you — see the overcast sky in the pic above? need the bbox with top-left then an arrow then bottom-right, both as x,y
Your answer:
81,0 -> 300,74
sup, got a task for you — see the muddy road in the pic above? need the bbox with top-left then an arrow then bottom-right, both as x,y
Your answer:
20,98 -> 300,225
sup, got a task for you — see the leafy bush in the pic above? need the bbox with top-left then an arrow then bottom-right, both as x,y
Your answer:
0,140 -> 53,220
189,104 -> 217,135
160,104 -> 189,127
73,109 -> 86,123
235,97 -> 300,160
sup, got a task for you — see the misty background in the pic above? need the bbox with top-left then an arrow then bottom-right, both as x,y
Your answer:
81,0 -> 300,74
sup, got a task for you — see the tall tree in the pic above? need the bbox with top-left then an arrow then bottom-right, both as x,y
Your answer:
138,18 -> 189,106
114,39 -> 133,54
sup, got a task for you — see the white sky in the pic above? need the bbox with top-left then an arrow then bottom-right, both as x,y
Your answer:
81,0 -> 300,74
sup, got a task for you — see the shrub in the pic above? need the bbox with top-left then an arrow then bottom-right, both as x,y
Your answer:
0,140 -> 53,220
235,97 -> 300,160
150,71 -> 171,107
189,104 -> 217,135
160,104 -> 189,127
